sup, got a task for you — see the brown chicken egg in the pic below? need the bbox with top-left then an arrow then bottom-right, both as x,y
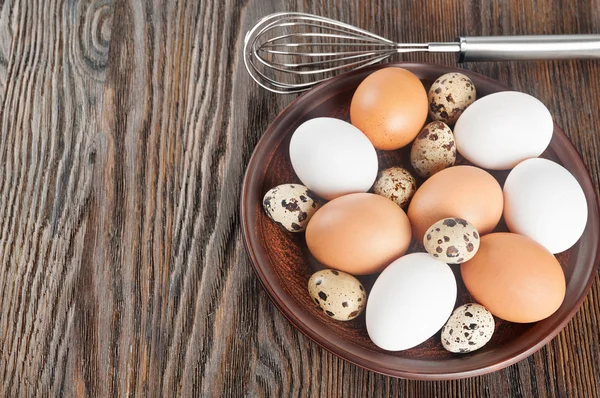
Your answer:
305,193 -> 412,275
461,233 -> 566,323
407,165 -> 503,241
350,67 -> 428,150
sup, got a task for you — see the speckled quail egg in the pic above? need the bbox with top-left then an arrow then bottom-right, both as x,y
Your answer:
441,303 -> 495,353
372,167 -> 417,208
410,121 -> 456,178
308,269 -> 367,321
423,218 -> 480,264
428,72 -> 476,125
263,184 -> 321,232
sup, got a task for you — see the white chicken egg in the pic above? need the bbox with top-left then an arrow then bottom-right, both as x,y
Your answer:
366,253 -> 457,351
289,117 -> 378,200
503,158 -> 588,254
454,92 -> 553,170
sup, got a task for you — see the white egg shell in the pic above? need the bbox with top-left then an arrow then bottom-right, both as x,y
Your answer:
372,167 -> 417,208
503,158 -> 587,253
410,121 -> 457,178
441,303 -> 495,353
423,218 -> 480,264
454,92 -> 553,170
308,269 -> 367,321
290,117 -> 378,200
366,253 -> 457,351
263,184 -> 321,232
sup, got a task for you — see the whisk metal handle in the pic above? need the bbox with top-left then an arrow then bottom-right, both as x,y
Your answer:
458,35 -> 600,62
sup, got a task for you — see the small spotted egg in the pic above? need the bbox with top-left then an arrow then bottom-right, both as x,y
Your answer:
441,303 -> 495,353
423,218 -> 480,264
428,72 -> 476,125
372,167 -> 417,208
263,184 -> 321,232
308,269 -> 366,321
410,121 -> 456,178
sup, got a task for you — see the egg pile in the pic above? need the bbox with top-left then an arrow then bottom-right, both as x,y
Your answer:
262,68 -> 588,354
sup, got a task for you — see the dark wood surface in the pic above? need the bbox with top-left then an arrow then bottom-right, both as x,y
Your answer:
0,0 -> 598,396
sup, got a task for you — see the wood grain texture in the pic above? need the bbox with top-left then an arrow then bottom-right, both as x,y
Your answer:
0,0 -> 598,396
0,0 -> 112,396
0,0 -> 16,105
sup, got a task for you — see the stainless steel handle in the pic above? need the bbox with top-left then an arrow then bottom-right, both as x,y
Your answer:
458,35 -> 600,62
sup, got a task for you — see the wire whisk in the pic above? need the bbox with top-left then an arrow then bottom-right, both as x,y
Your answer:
244,12 -> 600,94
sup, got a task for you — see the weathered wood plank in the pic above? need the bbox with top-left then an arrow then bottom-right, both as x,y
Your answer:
0,0 -> 112,396
0,0 -> 16,105
91,0 -> 265,395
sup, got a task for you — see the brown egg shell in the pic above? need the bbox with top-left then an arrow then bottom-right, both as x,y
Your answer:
351,67 -> 428,150
305,193 -> 412,275
461,233 -> 566,323
407,165 -> 504,242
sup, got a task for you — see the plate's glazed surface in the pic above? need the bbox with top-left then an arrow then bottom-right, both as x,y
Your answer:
241,63 -> 600,380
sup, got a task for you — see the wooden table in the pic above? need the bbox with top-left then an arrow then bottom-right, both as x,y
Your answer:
0,0 -> 598,396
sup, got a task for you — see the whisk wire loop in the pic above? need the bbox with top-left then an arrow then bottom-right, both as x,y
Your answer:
244,12 -> 409,93
244,12 -> 600,93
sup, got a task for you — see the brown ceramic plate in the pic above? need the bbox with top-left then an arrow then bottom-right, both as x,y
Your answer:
241,63 -> 600,380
